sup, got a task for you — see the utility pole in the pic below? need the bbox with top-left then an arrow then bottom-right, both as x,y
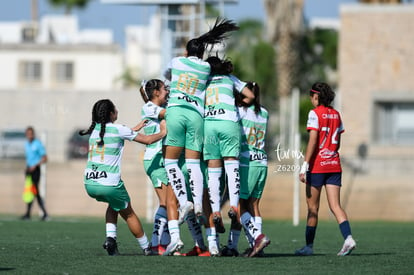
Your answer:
31,0 -> 38,22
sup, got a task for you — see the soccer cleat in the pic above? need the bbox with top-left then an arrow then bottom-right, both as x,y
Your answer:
163,239 -> 184,256
194,203 -> 207,224
183,245 -> 210,256
228,206 -> 238,223
209,242 -> 220,257
221,246 -> 239,257
249,234 -> 270,257
21,214 -> 30,221
213,212 -> 226,234
241,247 -> 252,258
143,247 -> 154,256
337,236 -> 356,256
295,245 -> 313,256
103,237 -> 119,256
178,201 -> 194,225
151,245 -> 166,255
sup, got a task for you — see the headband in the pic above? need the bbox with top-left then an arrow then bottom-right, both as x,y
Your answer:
310,89 -> 320,94
141,80 -> 149,99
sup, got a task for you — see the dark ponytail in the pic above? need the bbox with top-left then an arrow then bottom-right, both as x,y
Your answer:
186,18 -> 239,58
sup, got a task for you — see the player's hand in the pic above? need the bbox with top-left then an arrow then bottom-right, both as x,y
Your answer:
132,119 -> 149,131
299,162 -> 309,183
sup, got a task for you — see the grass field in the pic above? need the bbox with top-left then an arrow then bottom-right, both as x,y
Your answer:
1,215 -> 413,274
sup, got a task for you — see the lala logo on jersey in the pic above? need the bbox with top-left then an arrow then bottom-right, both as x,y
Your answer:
177,95 -> 198,106
319,148 -> 338,159
250,152 -> 267,161
205,106 -> 225,117
85,164 -> 108,180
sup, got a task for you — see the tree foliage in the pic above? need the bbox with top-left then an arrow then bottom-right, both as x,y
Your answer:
225,19 -> 277,112
48,0 -> 92,14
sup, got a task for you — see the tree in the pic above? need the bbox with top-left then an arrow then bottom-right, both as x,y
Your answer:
226,19 -> 277,111
48,0 -> 92,14
264,0 -> 304,147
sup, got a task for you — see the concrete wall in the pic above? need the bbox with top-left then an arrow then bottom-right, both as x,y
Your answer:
0,89 -> 144,162
338,5 -> 414,164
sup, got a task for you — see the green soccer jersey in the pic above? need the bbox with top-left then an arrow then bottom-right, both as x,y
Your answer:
238,105 -> 269,167
141,101 -> 164,160
84,123 -> 138,186
204,74 -> 247,122
164,56 -> 211,116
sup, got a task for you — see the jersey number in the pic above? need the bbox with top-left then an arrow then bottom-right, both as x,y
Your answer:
177,73 -> 199,95
89,144 -> 105,162
320,127 -> 339,148
206,87 -> 219,105
247,127 -> 264,147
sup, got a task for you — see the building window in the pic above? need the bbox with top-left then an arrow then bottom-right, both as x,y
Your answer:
374,101 -> 414,145
54,62 -> 74,83
19,61 -> 42,83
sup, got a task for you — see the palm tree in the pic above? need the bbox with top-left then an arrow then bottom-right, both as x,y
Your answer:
48,0 -> 92,15
264,0 -> 304,147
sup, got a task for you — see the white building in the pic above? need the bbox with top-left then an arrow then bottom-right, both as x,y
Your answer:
0,15 -> 123,92
0,15 -> 141,162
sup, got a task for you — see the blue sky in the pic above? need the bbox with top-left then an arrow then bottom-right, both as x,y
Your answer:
0,0 -> 357,46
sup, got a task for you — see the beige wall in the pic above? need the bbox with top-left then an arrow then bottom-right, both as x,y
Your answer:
339,5 -> 414,163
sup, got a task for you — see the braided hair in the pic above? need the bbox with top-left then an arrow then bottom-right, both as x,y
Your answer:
187,18 -> 239,58
139,79 -> 164,103
309,82 -> 335,107
79,99 -> 115,147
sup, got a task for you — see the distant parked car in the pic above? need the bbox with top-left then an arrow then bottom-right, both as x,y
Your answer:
0,129 -> 26,159
67,129 -> 89,159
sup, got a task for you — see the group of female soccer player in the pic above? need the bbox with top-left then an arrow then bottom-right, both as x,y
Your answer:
80,18 -> 356,258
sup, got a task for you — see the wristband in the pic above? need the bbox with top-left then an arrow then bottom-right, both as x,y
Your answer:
300,161 -> 309,174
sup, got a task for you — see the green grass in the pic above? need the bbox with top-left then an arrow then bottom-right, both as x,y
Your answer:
1,215 -> 413,274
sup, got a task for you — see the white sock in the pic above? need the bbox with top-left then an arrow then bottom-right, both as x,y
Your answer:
106,223 -> 117,239
224,160 -> 240,208
137,234 -> 150,250
165,159 -> 188,208
240,212 -> 260,240
227,229 -> 241,250
255,216 -> 262,233
168,219 -> 180,243
186,159 -> 204,208
186,212 -> 206,250
151,207 -> 168,246
206,227 -> 217,248
207,167 -> 222,213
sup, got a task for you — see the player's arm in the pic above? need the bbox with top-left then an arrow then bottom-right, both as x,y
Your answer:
131,119 -> 149,132
299,129 -> 318,183
240,86 -> 255,105
159,109 -> 166,120
133,120 -> 167,145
